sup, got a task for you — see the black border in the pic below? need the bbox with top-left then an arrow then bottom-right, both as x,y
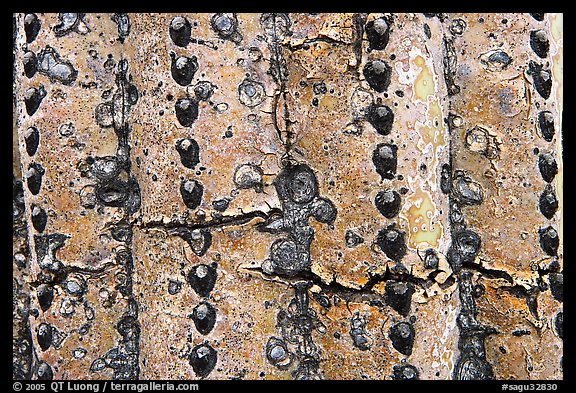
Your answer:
7,8 -> 572,390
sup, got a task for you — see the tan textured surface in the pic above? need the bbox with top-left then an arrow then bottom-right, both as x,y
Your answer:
447,13 -> 562,379
13,13 -> 136,380
449,13 -> 563,280
13,13 -> 562,380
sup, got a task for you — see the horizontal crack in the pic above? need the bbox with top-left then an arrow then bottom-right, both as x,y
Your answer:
241,264 -> 385,303
463,261 -> 514,283
284,35 -> 351,51
28,261 -> 118,288
241,263 -> 453,305
137,210 -> 275,232
243,256 -> 535,308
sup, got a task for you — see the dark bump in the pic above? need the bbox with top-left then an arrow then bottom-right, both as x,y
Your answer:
169,16 -> 192,47
24,85 -> 47,116
191,301 -> 217,335
453,229 -> 482,265
313,82 -> 327,95
366,104 -> 394,135
538,153 -> 558,183
385,280 -> 414,316
23,51 -> 38,78
392,364 -> 419,380
349,312 -> 372,351
212,198 -> 230,212
452,171 -> 484,205
31,204 -> 48,233
423,23 -> 431,39
530,29 -> 550,58
449,18 -> 466,36
37,45 -> 78,85
512,329 -> 531,337
37,323 -> 53,351
187,263 -> 217,297
389,321 -> 415,355
265,337 -> 292,370
26,163 -> 45,195
175,98 -> 199,127
180,179 -> 204,209
363,60 -> 392,93
538,226 -> 559,256
374,190 -> 401,218
53,13 -> 82,37
538,111 -> 555,142
528,61 -> 552,100
238,78 -> 265,107
539,184 -> 558,219
24,14 -> 41,43
167,279 -> 182,295
95,102 -> 114,128
111,13 -> 131,43
111,222 -> 132,243
372,143 -> 398,180
376,225 -> 407,262
548,273 -> 563,302
485,50 -> 513,69
36,361 -> 53,380
365,17 -> 390,50
423,248 -> 439,269
189,343 -> 217,378
210,13 -> 242,43
95,179 -> 128,207
170,52 -> 198,86
175,138 -> 200,169
555,312 -> 563,339
24,126 -> 40,156
37,284 -> 54,311
440,164 -> 452,194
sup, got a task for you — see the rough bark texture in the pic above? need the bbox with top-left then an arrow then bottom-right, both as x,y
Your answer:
13,13 -> 562,380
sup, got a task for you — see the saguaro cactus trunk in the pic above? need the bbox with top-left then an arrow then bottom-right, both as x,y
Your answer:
13,13 -> 562,380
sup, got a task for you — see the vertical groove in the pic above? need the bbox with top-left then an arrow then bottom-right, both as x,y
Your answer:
440,14 -> 495,380
12,13 -> 35,381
